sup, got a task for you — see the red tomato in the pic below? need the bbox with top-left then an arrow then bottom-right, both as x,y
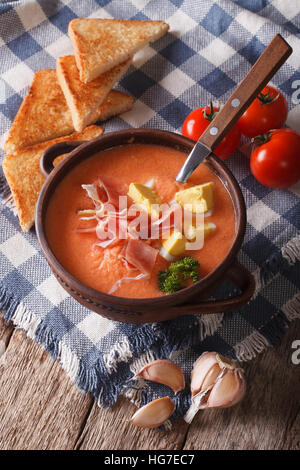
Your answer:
250,129 -> 300,189
182,104 -> 241,160
239,85 -> 288,138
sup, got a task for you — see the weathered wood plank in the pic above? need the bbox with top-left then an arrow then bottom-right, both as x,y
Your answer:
0,328 -> 92,450
182,321 -> 300,450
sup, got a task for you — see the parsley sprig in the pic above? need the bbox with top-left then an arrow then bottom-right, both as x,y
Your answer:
158,257 -> 200,294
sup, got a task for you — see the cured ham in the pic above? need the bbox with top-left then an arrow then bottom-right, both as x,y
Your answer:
82,177 -> 127,208
123,239 -> 158,275
79,177 -> 128,238
108,240 -> 158,294
98,176 -> 128,209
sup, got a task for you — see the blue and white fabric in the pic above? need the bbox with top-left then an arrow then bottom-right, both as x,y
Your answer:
0,0 -> 299,418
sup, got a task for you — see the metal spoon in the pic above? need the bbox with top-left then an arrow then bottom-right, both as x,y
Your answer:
176,34 -> 292,183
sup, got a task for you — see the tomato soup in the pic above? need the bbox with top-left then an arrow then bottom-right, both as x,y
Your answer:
45,144 -> 236,298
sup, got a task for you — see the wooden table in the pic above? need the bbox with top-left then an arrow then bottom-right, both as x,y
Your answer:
0,314 -> 299,450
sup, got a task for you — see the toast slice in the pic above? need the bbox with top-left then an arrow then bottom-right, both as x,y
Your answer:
4,69 -> 72,154
68,18 -> 169,82
4,69 -> 134,153
92,89 -> 133,122
57,55 -> 131,132
2,125 -> 104,232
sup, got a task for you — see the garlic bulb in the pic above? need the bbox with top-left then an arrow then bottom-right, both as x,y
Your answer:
184,352 -> 246,423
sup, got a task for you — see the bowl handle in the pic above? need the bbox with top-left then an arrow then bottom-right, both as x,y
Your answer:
168,260 -> 255,315
40,140 -> 87,178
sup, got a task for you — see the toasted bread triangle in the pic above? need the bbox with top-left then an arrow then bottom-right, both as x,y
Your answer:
92,89 -> 133,122
2,125 -> 104,232
68,18 -> 169,82
57,55 -> 131,132
4,69 -> 73,154
4,69 -> 134,154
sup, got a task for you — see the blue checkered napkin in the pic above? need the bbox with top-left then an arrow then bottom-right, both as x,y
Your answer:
0,0 -> 299,417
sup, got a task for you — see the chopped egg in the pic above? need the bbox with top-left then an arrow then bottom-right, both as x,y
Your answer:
161,228 -> 187,257
160,223 -> 216,260
185,222 -> 216,240
175,182 -> 214,213
128,182 -> 161,218
159,246 -> 176,262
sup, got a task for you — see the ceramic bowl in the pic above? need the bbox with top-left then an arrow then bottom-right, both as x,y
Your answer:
36,129 -> 255,323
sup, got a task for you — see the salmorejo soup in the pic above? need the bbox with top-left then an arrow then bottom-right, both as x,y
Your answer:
45,144 -> 236,298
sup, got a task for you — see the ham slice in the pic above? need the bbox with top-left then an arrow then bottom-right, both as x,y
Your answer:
98,176 -> 128,208
81,184 -> 102,207
79,177 -> 129,238
82,177 -> 127,209
108,239 -> 158,294
124,239 -> 158,275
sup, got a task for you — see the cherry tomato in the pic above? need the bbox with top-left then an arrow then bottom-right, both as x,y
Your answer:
239,85 -> 288,138
182,104 -> 241,160
250,129 -> 300,189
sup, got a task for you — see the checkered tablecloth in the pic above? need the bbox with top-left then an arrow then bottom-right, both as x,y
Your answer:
0,0 -> 299,418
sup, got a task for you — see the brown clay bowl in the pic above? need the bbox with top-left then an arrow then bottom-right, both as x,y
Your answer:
36,128 -> 255,324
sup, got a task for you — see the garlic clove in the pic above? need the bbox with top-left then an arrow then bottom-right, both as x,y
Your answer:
137,359 -> 185,394
200,362 -> 222,394
130,396 -> 175,428
190,352 -> 219,396
207,369 -> 246,409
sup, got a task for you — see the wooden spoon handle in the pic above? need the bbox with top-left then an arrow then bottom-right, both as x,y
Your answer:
199,34 -> 292,151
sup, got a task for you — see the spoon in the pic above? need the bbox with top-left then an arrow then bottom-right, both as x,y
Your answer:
176,34 -> 292,183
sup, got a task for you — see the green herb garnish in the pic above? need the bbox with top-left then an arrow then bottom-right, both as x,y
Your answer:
158,256 -> 200,294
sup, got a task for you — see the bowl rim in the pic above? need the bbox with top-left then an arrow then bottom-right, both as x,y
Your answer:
36,128 -> 246,308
